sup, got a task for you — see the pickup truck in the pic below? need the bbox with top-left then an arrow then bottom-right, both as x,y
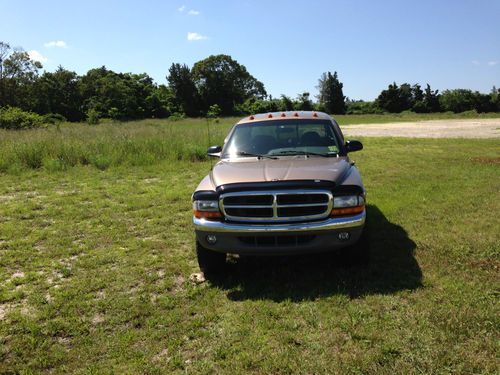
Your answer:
192,111 -> 368,273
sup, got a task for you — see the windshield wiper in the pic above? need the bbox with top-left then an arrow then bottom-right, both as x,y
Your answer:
274,150 -> 337,157
236,151 -> 278,160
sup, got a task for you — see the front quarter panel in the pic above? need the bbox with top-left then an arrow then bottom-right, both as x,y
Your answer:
339,165 -> 365,193
195,174 -> 215,193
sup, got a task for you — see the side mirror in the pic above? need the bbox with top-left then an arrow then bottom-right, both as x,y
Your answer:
207,145 -> 222,157
345,140 -> 363,153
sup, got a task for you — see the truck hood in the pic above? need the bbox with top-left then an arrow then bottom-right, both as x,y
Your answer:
210,156 -> 351,188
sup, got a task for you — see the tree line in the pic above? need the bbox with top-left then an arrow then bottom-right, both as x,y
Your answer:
0,40 -> 499,128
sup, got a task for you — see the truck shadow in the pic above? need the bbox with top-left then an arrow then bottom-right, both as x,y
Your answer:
206,205 -> 422,301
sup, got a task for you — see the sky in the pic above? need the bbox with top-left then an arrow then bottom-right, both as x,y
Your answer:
1,0 -> 499,100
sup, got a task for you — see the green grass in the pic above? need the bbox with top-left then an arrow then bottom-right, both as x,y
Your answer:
0,123 -> 499,373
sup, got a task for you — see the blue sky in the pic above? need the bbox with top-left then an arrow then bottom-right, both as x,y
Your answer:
1,0 -> 499,100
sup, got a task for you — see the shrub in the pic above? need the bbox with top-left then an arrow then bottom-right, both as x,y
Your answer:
0,106 -> 45,130
207,104 -> 221,119
86,108 -> 100,125
43,158 -> 68,172
168,112 -> 186,121
42,113 -> 67,124
346,100 -> 383,115
89,155 -> 111,170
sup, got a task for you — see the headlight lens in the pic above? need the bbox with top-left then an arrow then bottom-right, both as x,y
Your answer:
331,194 -> 365,216
193,200 -> 219,211
193,200 -> 222,219
333,195 -> 360,208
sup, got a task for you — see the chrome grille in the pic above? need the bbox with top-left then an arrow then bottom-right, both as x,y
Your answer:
220,190 -> 333,222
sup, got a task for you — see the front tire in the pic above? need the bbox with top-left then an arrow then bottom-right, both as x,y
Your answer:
196,241 -> 226,274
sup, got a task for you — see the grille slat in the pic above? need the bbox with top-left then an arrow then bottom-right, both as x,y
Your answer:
277,206 -> 327,217
221,189 -> 333,222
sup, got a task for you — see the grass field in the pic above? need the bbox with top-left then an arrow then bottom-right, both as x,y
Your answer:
0,118 -> 499,373
1,111 -> 500,174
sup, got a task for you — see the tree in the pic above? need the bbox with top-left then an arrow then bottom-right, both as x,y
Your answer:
491,86 -> 500,112
439,89 -> 476,113
376,82 -> 415,113
280,95 -> 294,111
0,42 -> 10,80
1,49 -> 42,109
79,67 -> 160,119
317,71 -> 346,114
191,54 -> 267,115
294,92 -> 314,111
33,66 -> 83,121
0,42 -> 11,107
145,84 -> 175,118
167,63 -> 199,116
422,84 -> 440,112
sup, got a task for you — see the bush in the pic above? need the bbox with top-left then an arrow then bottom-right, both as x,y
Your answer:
0,106 -> 46,130
346,100 -> 384,115
86,108 -> 100,125
168,112 -> 186,121
42,113 -> 67,124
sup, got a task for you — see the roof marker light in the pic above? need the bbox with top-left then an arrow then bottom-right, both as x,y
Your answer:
249,115 -> 255,120
312,112 -> 318,117
268,113 -> 273,118
294,112 -> 299,117
281,113 -> 286,117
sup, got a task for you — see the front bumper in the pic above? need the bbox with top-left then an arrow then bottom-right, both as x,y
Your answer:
194,211 -> 365,255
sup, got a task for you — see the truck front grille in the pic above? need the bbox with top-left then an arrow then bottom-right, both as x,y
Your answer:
220,190 -> 333,223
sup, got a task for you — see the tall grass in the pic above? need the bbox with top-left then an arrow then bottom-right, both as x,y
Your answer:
0,119 -> 234,173
1,112 -> 499,173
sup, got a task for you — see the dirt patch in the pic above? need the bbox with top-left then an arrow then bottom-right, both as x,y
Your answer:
342,119 -> 500,138
468,258 -> 499,272
471,157 -> 500,165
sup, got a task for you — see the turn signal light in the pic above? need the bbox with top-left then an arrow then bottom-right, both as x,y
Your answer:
331,205 -> 365,217
193,210 -> 222,219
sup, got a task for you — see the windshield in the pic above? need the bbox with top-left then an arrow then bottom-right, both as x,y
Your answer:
222,119 -> 341,158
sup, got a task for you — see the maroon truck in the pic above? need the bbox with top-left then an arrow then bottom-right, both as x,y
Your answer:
192,111 -> 367,273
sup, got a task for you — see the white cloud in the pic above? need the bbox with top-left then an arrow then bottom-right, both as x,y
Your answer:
487,61 -> 498,66
28,50 -> 48,63
187,32 -> 208,41
188,9 -> 200,15
44,40 -> 67,48
178,5 -> 185,12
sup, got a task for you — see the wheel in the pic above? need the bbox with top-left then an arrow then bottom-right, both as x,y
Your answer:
196,241 -> 226,274
344,228 -> 370,266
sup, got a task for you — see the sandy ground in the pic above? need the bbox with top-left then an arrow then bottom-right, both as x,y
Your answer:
341,119 -> 500,138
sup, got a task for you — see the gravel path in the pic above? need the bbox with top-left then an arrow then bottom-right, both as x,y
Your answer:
341,119 -> 500,138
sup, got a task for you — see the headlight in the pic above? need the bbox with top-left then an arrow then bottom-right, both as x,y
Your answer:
331,195 -> 365,216
333,195 -> 364,208
193,200 -> 222,219
193,200 -> 219,211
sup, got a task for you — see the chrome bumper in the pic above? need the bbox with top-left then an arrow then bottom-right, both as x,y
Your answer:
193,211 -> 365,233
